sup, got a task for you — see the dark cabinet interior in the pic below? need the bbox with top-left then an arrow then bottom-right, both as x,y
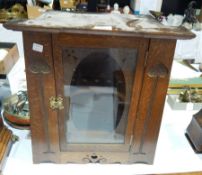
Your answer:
62,47 -> 136,145
161,0 -> 202,16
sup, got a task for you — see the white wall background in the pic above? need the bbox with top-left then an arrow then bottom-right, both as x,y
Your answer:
130,0 -> 163,14
140,0 -> 163,14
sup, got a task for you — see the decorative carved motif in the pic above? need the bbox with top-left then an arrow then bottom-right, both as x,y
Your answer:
82,153 -> 107,163
29,57 -> 53,154
66,50 -> 78,64
134,63 -> 168,155
147,63 -> 168,78
29,58 -> 51,74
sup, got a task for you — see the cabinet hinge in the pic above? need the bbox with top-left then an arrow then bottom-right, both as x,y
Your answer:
49,96 -> 64,110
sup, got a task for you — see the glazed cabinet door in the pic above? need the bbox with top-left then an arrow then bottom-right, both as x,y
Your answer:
53,33 -> 149,163
23,32 -> 60,163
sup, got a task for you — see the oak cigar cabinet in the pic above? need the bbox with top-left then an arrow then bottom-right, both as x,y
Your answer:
4,11 -> 195,164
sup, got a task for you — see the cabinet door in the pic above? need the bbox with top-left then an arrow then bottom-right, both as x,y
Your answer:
53,33 -> 149,163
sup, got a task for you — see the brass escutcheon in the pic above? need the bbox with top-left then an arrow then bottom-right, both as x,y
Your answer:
49,96 -> 64,110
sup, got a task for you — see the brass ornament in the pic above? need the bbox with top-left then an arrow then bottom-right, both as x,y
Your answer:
0,3 -> 27,22
49,96 -> 64,110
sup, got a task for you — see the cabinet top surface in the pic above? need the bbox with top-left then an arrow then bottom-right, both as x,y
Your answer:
4,11 -> 195,40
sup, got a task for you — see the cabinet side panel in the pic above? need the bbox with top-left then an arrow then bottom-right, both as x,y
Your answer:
23,32 -> 59,163
130,39 -> 176,164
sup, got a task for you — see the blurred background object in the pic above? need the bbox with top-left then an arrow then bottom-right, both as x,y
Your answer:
2,91 -> 30,129
198,2 -> 202,22
161,0 -> 202,16
87,0 -> 129,12
0,0 -> 27,10
0,3 -> 27,22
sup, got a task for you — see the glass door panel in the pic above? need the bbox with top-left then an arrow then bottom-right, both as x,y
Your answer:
62,48 -> 137,144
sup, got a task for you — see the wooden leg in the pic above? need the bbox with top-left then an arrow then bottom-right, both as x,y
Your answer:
186,109 -> 202,153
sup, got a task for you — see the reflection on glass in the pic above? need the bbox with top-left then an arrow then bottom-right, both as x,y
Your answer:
63,48 -> 137,144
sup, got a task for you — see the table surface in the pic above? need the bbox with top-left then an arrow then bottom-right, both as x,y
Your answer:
1,96 -> 202,175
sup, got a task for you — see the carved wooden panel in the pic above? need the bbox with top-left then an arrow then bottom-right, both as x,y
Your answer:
23,32 -> 60,163
130,39 -> 176,164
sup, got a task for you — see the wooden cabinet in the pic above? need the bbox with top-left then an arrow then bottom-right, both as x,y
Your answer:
0,117 -> 13,171
186,109 -> 202,153
4,11 -> 195,164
